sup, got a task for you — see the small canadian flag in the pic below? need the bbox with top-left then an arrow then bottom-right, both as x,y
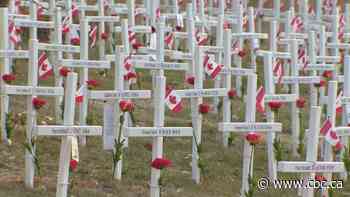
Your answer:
336,91 -> 343,114
164,32 -> 174,48
128,31 -> 137,44
89,25 -> 98,48
273,59 -> 284,85
72,4 -> 79,17
156,7 -> 161,19
165,86 -> 182,113
320,119 -> 342,148
291,16 -> 304,33
256,86 -> 265,113
70,26 -> 80,45
203,55 -> 223,79
9,22 -> 21,45
123,56 -> 137,84
62,16 -> 70,33
75,85 -> 85,104
38,52 -> 53,80
197,33 -> 208,46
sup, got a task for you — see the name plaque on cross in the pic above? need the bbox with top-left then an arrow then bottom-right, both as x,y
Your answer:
275,76 -> 321,84
0,50 -> 29,58
34,126 -> 102,136
3,85 -> 64,96
218,122 -> 282,132
88,90 -> 151,99
278,161 -> 345,173
175,89 -> 227,98
123,127 -> 193,137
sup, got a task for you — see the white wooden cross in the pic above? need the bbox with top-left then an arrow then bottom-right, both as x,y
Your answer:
277,106 -> 345,197
32,72 -> 102,197
218,73 -> 282,196
89,47 -> 152,179
220,27 -> 265,146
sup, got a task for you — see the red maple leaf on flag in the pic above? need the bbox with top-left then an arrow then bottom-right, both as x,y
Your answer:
169,95 -> 177,104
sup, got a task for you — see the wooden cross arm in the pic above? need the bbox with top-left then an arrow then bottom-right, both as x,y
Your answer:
264,94 -> 298,103
298,64 -> 336,71
273,76 -> 321,84
220,68 -> 255,76
327,43 -> 350,49
130,60 -> 189,71
37,43 -> 80,53
76,4 -> 98,11
262,16 -> 287,22
277,161 -> 345,173
14,19 -> 54,29
174,88 -> 227,98
316,56 -> 340,63
59,59 -> 111,69
231,33 -> 268,40
1,85 -> 64,96
123,127 -> 193,137
277,32 -> 307,40
0,50 -> 29,59
114,26 -> 172,33
255,50 -> 291,59
335,127 -> 350,136
164,50 -> 192,60
8,14 -> 30,20
88,90 -> 151,100
33,126 -> 102,136
218,122 -> 282,133
86,16 -> 120,23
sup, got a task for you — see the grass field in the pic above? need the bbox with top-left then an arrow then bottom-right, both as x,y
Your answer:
1,0 -> 350,197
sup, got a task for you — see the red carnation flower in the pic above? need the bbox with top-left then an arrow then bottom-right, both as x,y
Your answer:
71,38 -> 80,45
315,175 -> 327,182
124,72 -> 137,81
2,73 -> 16,84
32,97 -> 47,110
334,142 -> 344,152
101,32 -> 108,40
228,89 -> 237,99
175,26 -> 182,31
132,42 -> 143,50
268,101 -> 283,111
151,158 -> 172,170
246,132 -> 263,145
119,100 -> 135,112
185,76 -> 195,85
296,97 -> 306,109
70,159 -> 78,171
59,67 -> 71,77
314,80 -> 326,88
86,80 -> 99,90
198,103 -> 211,114
238,50 -> 246,58
322,70 -> 333,79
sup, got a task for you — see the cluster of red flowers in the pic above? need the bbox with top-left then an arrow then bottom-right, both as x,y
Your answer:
198,103 -> 211,114
268,101 -> 283,112
119,100 -> 135,112
32,97 -> 47,110
2,74 -> 16,84
245,132 -> 263,145
70,159 -> 78,172
59,67 -> 71,77
314,79 -> 326,88
185,76 -> 195,85
86,80 -> 99,90
100,32 -> 108,40
227,89 -> 237,99
296,97 -> 306,109
151,158 -> 172,170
